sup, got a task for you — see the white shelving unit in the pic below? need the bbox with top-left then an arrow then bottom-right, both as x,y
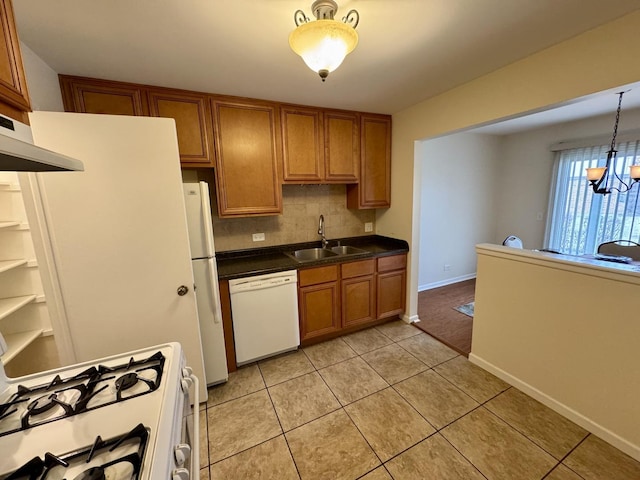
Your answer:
0,172 -> 51,366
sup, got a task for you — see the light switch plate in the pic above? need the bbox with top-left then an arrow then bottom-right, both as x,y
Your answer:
252,233 -> 265,242
364,222 -> 373,232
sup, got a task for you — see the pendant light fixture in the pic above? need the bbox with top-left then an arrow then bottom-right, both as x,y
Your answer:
586,91 -> 640,194
289,0 -> 360,82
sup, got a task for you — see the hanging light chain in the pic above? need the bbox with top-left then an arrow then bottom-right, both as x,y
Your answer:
609,92 -> 624,152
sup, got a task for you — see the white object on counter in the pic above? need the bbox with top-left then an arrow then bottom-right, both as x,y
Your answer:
229,270 -> 299,365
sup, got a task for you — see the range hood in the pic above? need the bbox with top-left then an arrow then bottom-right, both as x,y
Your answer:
0,113 -> 84,172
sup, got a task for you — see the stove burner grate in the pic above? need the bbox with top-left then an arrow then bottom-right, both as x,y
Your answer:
2,423 -> 149,480
0,351 -> 165,438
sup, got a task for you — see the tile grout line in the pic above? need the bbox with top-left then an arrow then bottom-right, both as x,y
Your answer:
539,434 -> 591,480
258,364 -> 304,480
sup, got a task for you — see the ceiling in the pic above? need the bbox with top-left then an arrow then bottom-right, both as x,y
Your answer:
12,1 -> 640,115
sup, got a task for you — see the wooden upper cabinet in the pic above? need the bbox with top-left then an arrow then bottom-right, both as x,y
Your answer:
148,90 -> 214,167
211,98 -> 282,217
347,114 -> 391,209
281,107 -> 358,184
281,106 -> 323,183
0,0 -> 30,122
324,111 -> 359,183
59,75 -> 148,116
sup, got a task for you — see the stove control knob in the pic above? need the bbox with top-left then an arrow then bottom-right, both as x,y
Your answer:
181,377 -> 193,392
174,443 -> 191,466
172,468 -> 190,480
182,366 -> 193,379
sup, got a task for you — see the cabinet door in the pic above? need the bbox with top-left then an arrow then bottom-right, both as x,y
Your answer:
299,282 -> 341,342
148,91 -> 214,167
0,0 -> 30,121
211,99 -> 282,217
347,114 -> 391,208
324,111 -> 359,183
342,275 -> 376,328
59,75 -> 148,116
376,269 -> 406,319
281,106 -> 323,183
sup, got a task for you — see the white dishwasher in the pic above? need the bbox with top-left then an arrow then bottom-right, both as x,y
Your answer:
229,270 -> 300,365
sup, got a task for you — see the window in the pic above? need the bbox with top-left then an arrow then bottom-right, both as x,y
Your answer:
547,140 -> 640,255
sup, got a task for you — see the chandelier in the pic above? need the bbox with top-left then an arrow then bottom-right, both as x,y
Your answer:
586,91 -> 640,194
289,0 -> 360,82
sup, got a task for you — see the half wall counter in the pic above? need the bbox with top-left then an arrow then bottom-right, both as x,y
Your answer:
471,244 -> 640,461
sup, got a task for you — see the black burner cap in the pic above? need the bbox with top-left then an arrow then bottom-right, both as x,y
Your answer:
115,373 -> 138,391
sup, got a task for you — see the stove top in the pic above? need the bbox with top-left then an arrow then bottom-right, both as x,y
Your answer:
0,343 -> 190,480
0,351 -> 165,438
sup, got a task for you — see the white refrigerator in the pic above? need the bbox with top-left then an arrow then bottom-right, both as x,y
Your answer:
183,181 -> 228,385
19,112 -> 209,402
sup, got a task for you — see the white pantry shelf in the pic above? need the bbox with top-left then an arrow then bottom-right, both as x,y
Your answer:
0,221 -> 19,229
0,258 -> 27,274
0,329 -> 43,364
0,294 -> 37,321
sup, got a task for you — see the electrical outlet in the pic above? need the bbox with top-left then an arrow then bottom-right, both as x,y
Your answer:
252,233 -> 265,242
444,264 -> 451,271
364,222 -> 373,232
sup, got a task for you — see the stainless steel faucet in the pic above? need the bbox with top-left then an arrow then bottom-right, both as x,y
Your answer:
318,214 -> 328,249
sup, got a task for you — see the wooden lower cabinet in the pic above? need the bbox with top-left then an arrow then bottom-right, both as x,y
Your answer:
377,269 -> 406,319
299,254 -> 406,343
376,254 -> 407,319
298,265 -> 340,342
341,259 -> 375,328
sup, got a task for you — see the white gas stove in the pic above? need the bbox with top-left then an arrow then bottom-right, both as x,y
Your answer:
0,337 -> 199,479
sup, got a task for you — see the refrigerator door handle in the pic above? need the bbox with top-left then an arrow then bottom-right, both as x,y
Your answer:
207,257 -> 222,324
199,182 -> 215,256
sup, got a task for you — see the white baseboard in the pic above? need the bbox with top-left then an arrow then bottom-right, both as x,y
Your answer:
402,313 -> 420,324
469,353 -> 640,462
419,273 -> 476,292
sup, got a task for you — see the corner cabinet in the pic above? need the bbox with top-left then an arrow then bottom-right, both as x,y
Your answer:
347,114 -> 391,209
211,98 -> 282,217
59,75 -> 215,167
0,0 -> 30,123
59,76 -> 148,116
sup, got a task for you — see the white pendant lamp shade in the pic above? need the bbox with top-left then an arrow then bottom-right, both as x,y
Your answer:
289,19 -> 358,77
289,1 -> 360,81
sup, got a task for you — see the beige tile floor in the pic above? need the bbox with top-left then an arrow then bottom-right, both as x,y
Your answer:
198,320 -> 640,480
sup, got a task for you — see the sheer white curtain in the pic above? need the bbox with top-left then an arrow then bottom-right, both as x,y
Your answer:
546,140 -> 640,255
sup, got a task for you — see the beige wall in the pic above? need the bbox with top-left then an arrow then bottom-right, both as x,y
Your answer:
472,244 -> 640,461
20,41 -> 64,112
418,133 -> 501,290
383,10 -> 640,321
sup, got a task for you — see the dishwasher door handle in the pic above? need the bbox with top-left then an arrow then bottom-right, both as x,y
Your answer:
230,275 -> 296,294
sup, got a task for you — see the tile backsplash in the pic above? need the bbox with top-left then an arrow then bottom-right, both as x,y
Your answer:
211,184 -> 375,252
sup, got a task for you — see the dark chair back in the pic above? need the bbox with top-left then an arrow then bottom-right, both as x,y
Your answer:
597,240 -> 640,261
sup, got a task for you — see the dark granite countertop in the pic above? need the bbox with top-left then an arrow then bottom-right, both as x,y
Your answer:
216,235 -> 409,280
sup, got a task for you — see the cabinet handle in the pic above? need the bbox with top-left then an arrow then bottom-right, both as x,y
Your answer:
177,285 -> 189,296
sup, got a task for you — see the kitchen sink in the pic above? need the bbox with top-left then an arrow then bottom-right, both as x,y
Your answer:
285,248 -> 339,262
330,245 -> 367,256
285,245 -> 368,263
